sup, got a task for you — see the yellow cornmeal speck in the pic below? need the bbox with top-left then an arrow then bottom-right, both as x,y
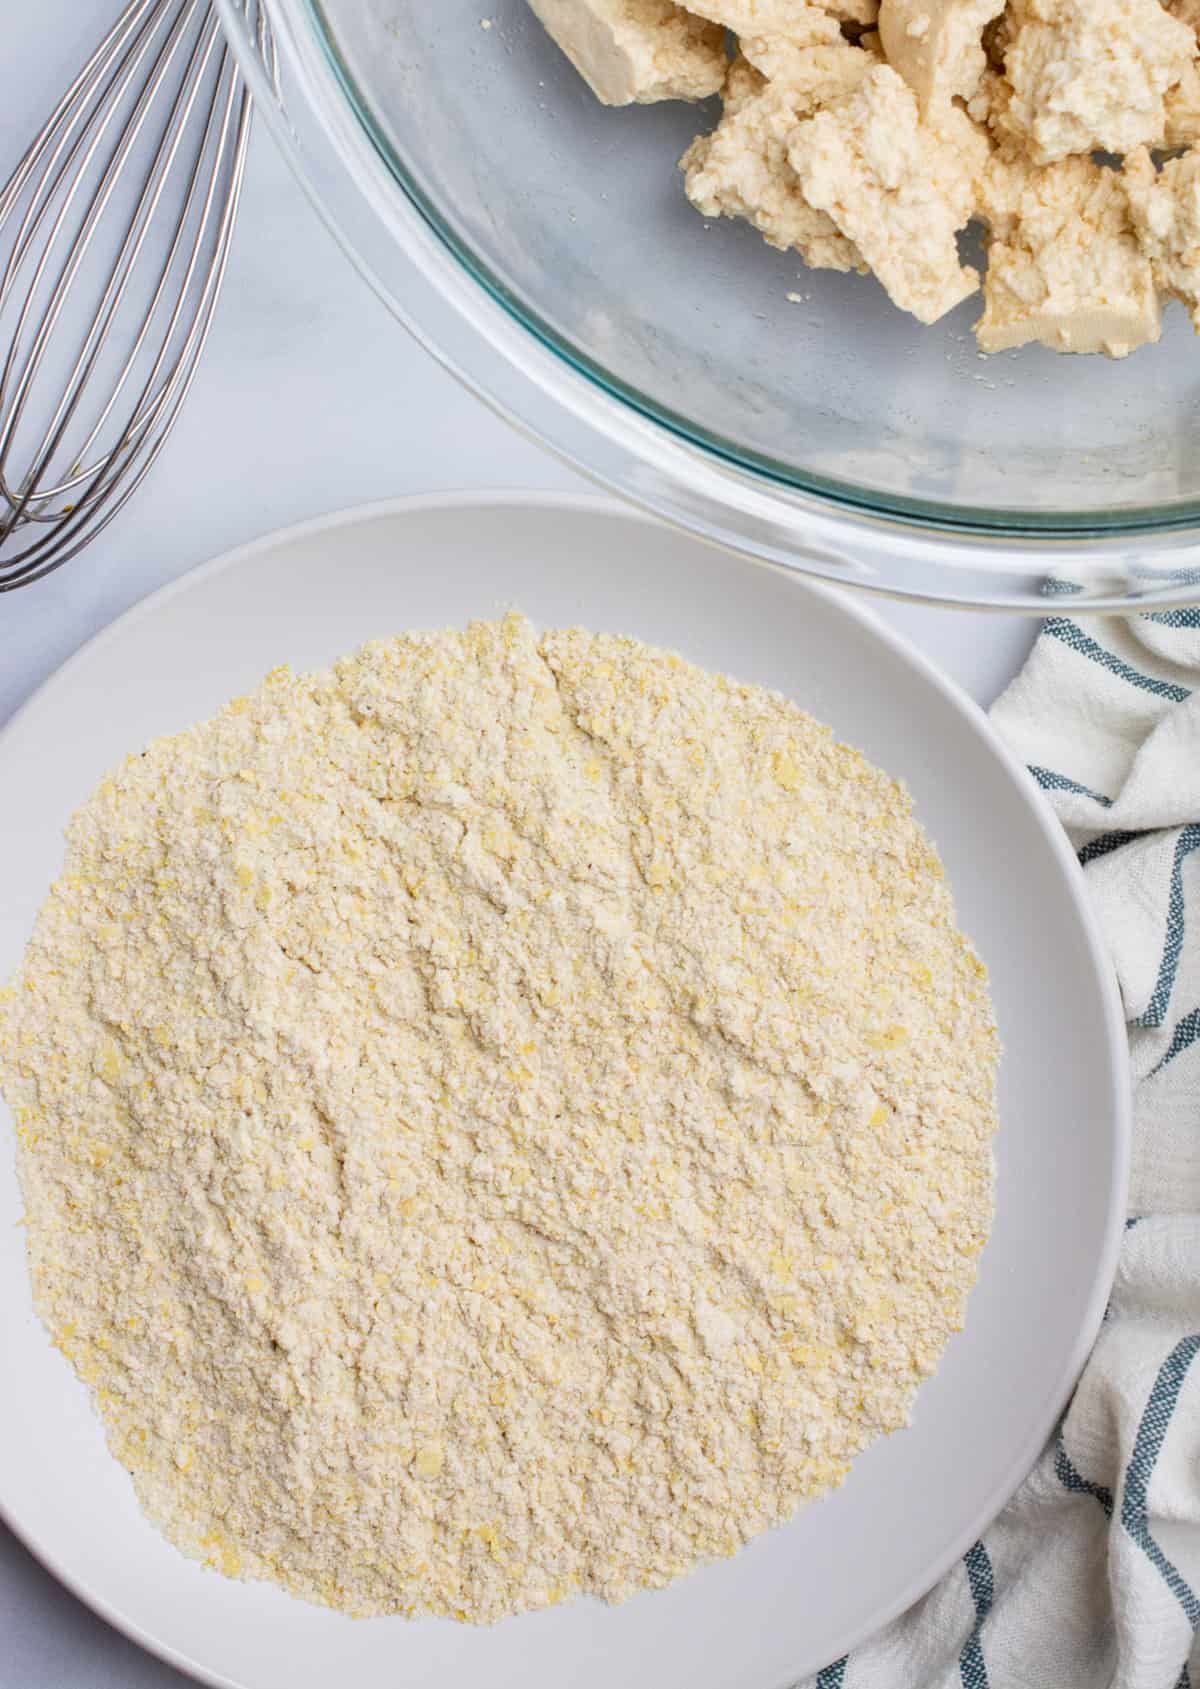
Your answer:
414,1441 -> 445,1479
0,613 -> 999,1625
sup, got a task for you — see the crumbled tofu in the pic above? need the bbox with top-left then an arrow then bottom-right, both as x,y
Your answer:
527,0 -> 1200,356
878,0 -> 1005,111
688,0 -> 840,26
681,50 -> 873,268
1125,145 -> 1200,328
719,50 -> 772,114
526,0 -> 727,104
694,0 -> 880,26
977,154 -> 1162,354
686,0 -> 881,81
741,25 -> 880,85
981,7 -> 1013,68
787,64 -> 986,321
819,0 -> 881,23
687,1 -> 847,85
1165,61 -> 1200,149
1001,0 -> 1195,164
965,63 -> 1012,130
1164,0 -> 1200,36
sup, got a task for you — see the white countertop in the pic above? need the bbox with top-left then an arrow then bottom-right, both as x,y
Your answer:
0,6 -> 1034,1684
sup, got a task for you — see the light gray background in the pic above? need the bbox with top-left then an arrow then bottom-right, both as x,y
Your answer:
0,5 -> 1034,1684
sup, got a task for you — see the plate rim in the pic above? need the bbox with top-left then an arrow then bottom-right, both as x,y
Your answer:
0,490 -> 1132,1689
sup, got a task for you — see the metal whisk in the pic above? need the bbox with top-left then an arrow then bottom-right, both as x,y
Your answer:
0,0 -> 268,592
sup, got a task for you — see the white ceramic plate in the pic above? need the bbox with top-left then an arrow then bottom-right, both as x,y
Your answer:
0,494 -> 1129,1689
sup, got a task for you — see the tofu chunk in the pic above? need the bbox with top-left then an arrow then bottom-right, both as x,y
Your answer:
878,0 -> 1006,111
787,64 -> 986,322
965,64 -> 1012,131
689,0 -> 880,38
742,20 -> 882,83
526,0 -> 727,105
816,0 -> 881,23
1001,0 -> 1195,164
687,0 -> 837,25
681,52 -> 873,270
1125,146 -> 1200,330
977,155 -> 1161,355
686,0 -> 876,80
688,0 -> 845,84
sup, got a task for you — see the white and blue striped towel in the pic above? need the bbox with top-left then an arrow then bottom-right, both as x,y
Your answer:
801,608 -> 1200,1689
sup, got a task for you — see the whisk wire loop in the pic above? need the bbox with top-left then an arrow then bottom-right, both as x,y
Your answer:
0,0 -> 263,590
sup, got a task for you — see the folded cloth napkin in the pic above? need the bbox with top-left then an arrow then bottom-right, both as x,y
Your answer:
801,609 -> 1200,1689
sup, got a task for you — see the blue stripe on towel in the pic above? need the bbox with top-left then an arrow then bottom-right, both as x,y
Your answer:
1054,1429 -> 1114,1517
1061,1425 -> 1115,1520
1029,767 -> 1115,807
1138,827 -> 1200,1029
1043,619 -> 1192,702
1078,830 -> 1139,866
1121,1336 -> 1200,1624
1150,1007 -> 1200,1077
959,1542 -> 994,1688
1146,609 -> 1200,629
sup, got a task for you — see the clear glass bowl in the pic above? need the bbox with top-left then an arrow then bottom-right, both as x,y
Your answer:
218,0 -> 1200,609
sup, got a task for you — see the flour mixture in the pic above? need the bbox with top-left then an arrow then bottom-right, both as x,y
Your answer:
0,615 -> 999,1621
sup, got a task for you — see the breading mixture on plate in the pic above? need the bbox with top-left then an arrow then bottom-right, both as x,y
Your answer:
0,615 -> 999,1621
